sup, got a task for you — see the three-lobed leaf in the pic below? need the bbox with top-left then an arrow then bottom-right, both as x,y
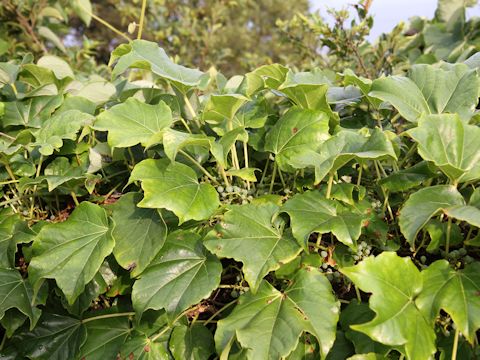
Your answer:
29,202 -> 114,304
215,268 -> 339,359
129,159 -> 220,224
204,202 -> 301,292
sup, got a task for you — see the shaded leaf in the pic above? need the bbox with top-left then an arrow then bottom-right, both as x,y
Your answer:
132,230 -> 222,320
111,192 -> 168,277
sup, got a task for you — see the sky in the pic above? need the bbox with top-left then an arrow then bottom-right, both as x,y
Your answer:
310,0 -> 480,39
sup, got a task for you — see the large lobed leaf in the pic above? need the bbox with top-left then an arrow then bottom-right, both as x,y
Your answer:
129,159 -> 220,224
132,230 -> 222,320
204,202 -> 301,292
29,202 -> 114,304
341,252 -> 436,360
94,98 -> 173,148
215,268 -> 340,359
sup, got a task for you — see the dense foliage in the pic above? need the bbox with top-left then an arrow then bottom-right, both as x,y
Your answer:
1,0 -> 480,359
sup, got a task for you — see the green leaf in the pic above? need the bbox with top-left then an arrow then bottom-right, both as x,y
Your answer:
293,129 -> 396,184
264,108 -> 330,172
0,269 -> 41,331
408,114 -> 480,183
78,316 -> 131,359
169,324 -> 215,360
202,94 -> 248,124
71,0 -> 92,26
19,157 -> 85,192
94,98 -> 173,148
1,313 -> 86,360
120,336 -> 170,359
370,64 -> 479,123
399,185 -> 465,246
278,70 -> 334,117
204,203 -> 301,292
417,260 -> 480,343
242,63 -> 289,96
38,26 -> 66,54
378,161 -> 437,192
29,202 -> 114,304
110,40 -> 205,91
37,55 -> 74,80
215,268 -> 339,359
132,230 -> 222,320
340,252 -> 436,360
33,110 -> 93,155
225,167 -> 259,182
111,192 -> 167,277
339,300 -> 390,356
0,209 -> 22,268
162,128 -> 214,161
129,159 -> 220,224
2,95 -> 63,127
282,191 -> 364,249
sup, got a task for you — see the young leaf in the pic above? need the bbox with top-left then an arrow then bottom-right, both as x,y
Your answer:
398,185 -> 464,245
0,269 -> 41,331
215,268 -> 339,359
110,40 -> 205,91
282,191 -> 364,249
94,98 -> 173,148
417,260 -> 480,343
132,231 -> 222,320
29,202 -> 114,304
408,114 -> 480,183
33,109 -> 93,155
129,159 -> 220,224
292,129 -> 396,184
204,203 -> 301,292
278,70 -> 334,117
264,107 -> 330,172
340,252 -> 436,360
111,192 -> 168,277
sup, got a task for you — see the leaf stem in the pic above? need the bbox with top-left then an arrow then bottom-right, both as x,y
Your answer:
183,94 -> 201,129
445,217 -> 452,255
178,149 -> 218,184
218,165 -> 230,187
258,157 -> 270,188
203,299 -> 238,326
269,161 -> 277,194
81,311 -> 135,324
243,141 -> 250,190
83,7 -> 131,41
354,286 -> 362,302
0,131 -> 16,141
356,163 -> 363,186
70,191 -> 80,206
326,172 -> 334,199
451,327 -> 460,360
137,0 -> 147,39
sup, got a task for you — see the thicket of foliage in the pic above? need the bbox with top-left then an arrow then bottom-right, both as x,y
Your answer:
1,0 -> 480,359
